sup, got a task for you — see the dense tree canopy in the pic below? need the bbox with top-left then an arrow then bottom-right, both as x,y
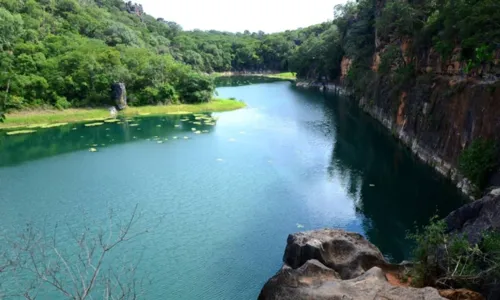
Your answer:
0,0 -> 330,112
289,0 -> 499,87
3,0 -> 494,113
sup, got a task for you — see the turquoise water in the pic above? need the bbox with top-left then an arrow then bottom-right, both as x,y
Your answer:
0,80 -> 465,299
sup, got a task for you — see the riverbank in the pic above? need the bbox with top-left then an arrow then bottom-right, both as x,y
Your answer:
212,72 -> 296,81
0,99 -> 245,129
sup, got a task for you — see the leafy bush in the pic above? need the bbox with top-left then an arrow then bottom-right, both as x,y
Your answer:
54,95 -> 71,110
459,139 -> 498,189
177,72 -> 215,104
408,216 -> 500,290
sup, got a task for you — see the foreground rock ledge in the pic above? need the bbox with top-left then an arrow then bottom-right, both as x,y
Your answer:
259,229 -> 445,300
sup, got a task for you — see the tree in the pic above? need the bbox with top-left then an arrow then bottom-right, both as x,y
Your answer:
0,204 -> 163,299
0,7 -> 24,51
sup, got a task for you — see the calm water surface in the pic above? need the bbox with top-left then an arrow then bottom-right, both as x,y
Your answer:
0,79 -> 466,299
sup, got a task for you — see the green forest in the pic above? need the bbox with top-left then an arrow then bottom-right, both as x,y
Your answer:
0,0 -> 498,115
0,0 -> 329,115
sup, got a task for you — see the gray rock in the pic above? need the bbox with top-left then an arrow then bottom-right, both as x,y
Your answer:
111,83 -> 127,110
283,229 -> 386,279
445,193 -> 500,244
259,265 -> 445,300
260,229 -> 446,300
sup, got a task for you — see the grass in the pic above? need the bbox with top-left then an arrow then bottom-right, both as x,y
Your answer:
0,108 -> 110,129
211,72 -> 296,80
265,72 -> 297,80
121,99 -> 245,117
0,99 -> 245,129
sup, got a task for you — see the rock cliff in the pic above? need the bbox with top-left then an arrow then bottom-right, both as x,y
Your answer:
259,229 -> 446,300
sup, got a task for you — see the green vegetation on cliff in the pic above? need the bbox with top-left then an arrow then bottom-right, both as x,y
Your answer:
408,216 -> 500,291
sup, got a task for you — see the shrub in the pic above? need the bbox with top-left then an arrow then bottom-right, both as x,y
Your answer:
177,72 -> 215,104
54,95 -> 71,110
408,216 -> 500,290
458,139 -> 498,189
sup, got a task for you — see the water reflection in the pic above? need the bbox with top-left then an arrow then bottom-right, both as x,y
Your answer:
0,114 -> 217,167
323,92 -> 467,260
215,76 -> 291,87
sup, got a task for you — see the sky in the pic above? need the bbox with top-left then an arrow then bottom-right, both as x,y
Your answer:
134,0 -> 345,33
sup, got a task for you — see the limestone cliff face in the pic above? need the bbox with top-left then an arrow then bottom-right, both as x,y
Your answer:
335,34 -> 500,195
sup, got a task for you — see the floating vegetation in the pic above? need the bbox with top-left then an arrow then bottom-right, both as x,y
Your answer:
72,127 -> 77,130
205,122 -> 216,126
157,140 -> 163,144
89,148 -> 97,152
105,128 -> 110,131
6,129 -> 37,135
183,136 -> 189,139
129,123 -> 139,127
180,118 -> 189,122
194,117 -> 203,120
173,136 -> 178,139
164,138 -> 169,141
104,119 -> 119,123
92,144 -> 98,147
192,121 -> 202,125
202,130 -> 209,133
85,122 -> 104,127
194,130 -> 201,134
41,123 -> 68,128
191,128 -> 196,131
174,125 -> 181,127
156,125 -> 162,127
296,223 -> 304,229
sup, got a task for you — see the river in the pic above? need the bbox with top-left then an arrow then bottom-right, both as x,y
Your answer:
0,78 -> 465,299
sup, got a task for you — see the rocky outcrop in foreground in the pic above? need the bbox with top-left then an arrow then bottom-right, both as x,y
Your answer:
259,229 -> 446,300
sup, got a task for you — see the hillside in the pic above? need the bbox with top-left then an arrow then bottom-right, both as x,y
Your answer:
0,0 -> 329,115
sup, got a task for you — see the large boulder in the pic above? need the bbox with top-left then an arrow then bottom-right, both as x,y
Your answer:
260,265 -> 445,300
111,82 -> 127,110
259,229 -> 446,300
283,229 -> 387,279
445,188 -> 500,244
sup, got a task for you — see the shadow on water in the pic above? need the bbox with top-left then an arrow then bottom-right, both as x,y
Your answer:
215,76 -> 291,87
0,114 -> 217,167
315,89 -> 468,260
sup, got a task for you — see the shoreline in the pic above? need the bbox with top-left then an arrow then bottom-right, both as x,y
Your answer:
0,99 -> 245,129
212,72 -> 296,81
